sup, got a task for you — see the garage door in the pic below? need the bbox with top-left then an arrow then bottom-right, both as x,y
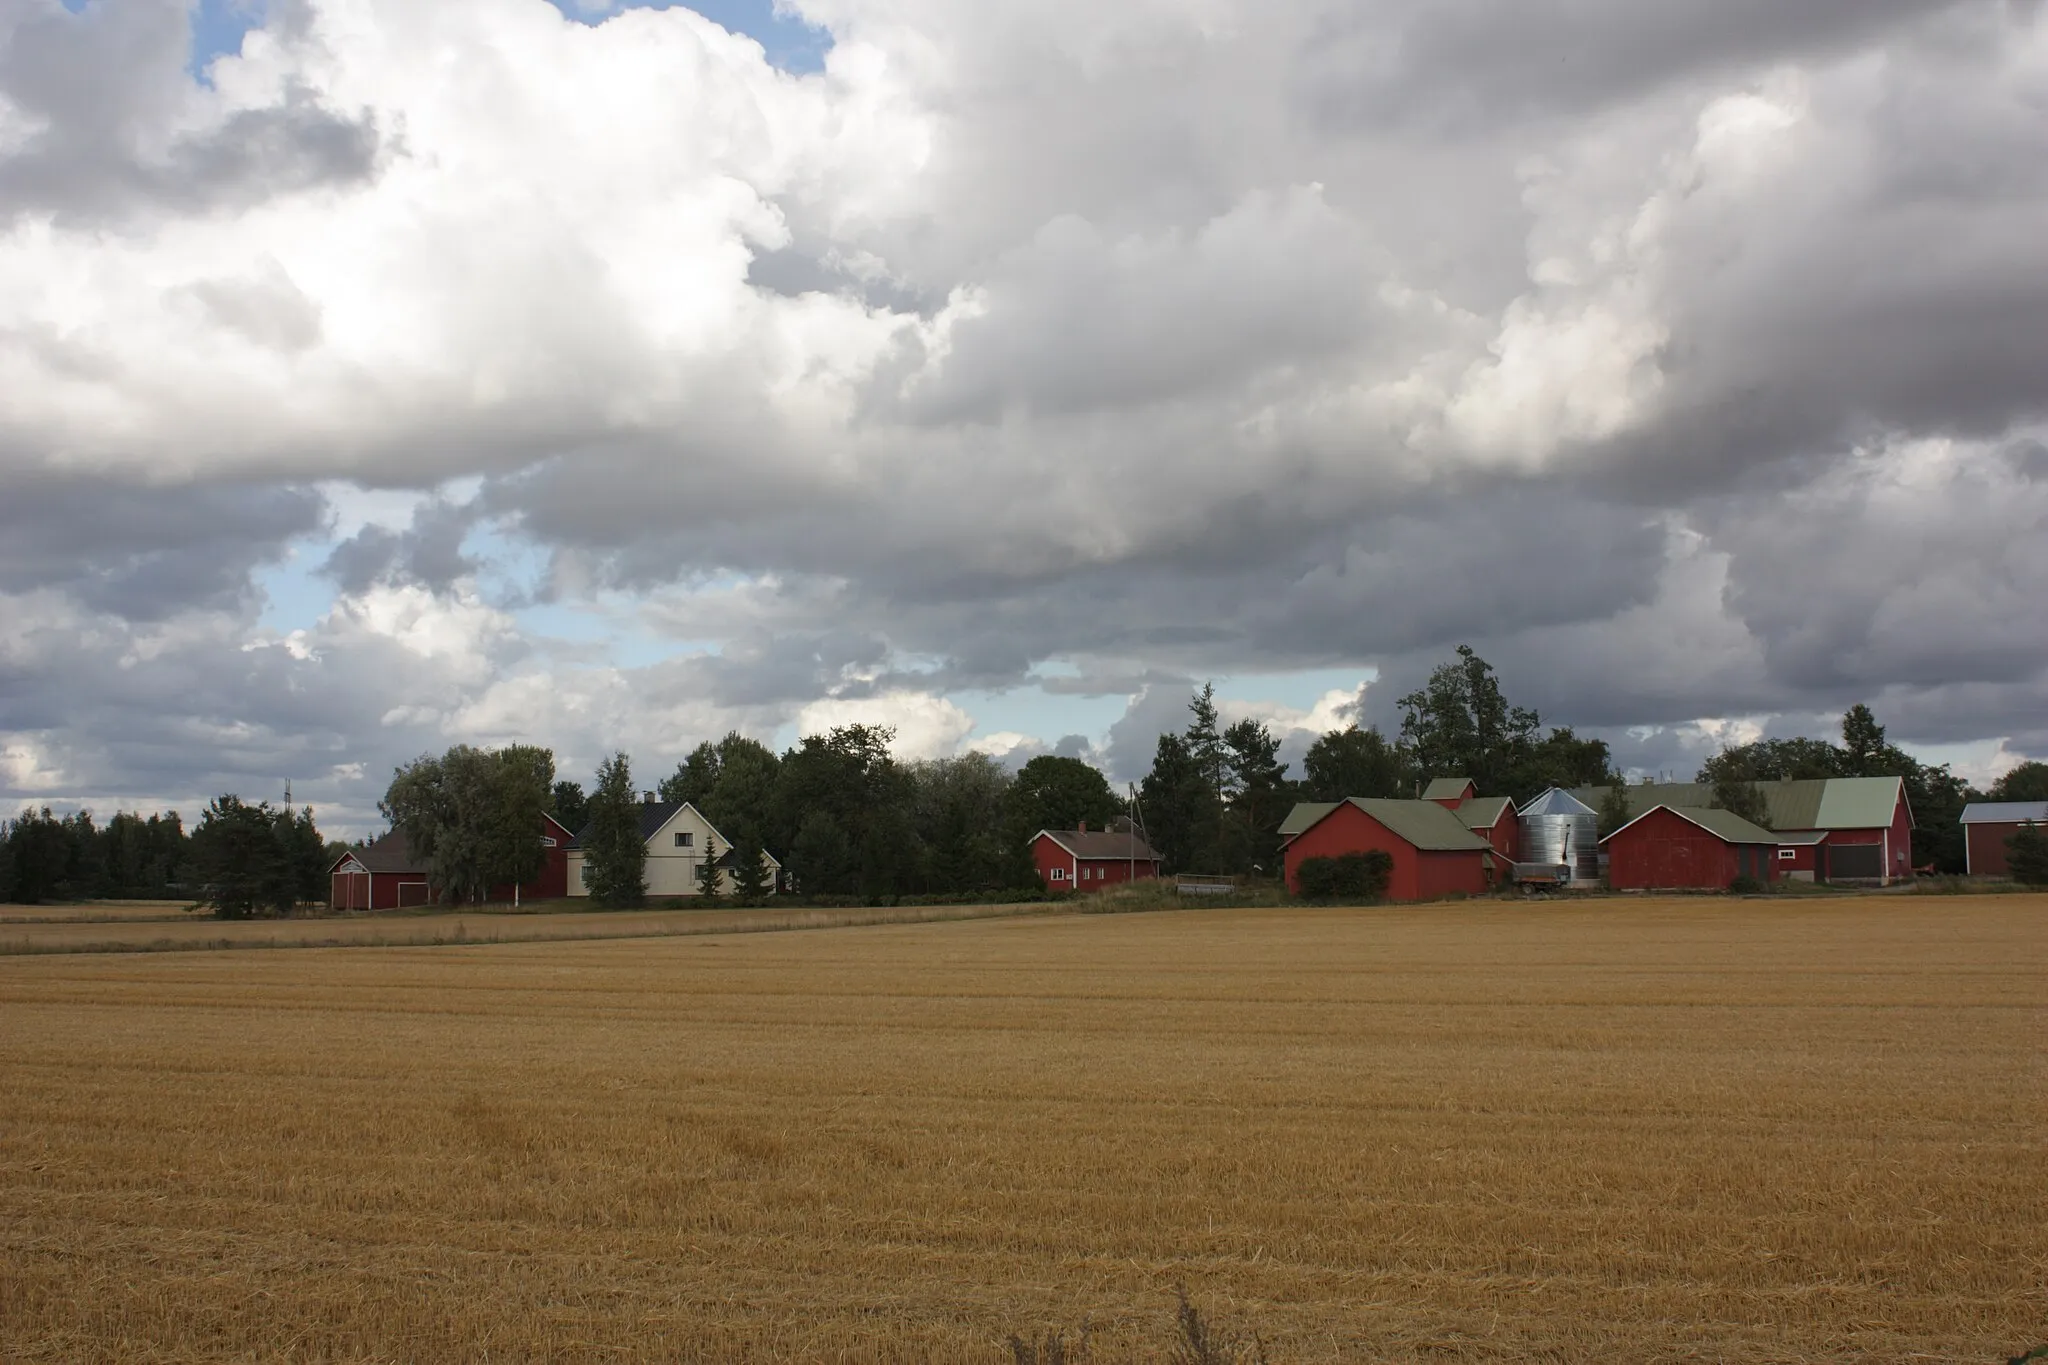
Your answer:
1827,843 -> 1883,880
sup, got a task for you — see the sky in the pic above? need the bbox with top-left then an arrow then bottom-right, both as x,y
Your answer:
3,0 -> 2046,836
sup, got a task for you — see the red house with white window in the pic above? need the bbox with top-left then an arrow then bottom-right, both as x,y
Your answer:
328,812 -> 575,909
1030,823 -> 1162,891
1278,798 -> 1495,901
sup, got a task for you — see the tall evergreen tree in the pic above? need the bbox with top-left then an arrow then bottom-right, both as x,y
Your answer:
1841,704 -> 1887,777
187,796 -> 322,920
1139,731 -> 1214,874
695,833 -> 725,899
584,753 -> 647,909
1223,717 -> 1292,875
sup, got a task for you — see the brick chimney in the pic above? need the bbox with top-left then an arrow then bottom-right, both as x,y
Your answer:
1076,820 -> 1088,834
643,791 -> 656,804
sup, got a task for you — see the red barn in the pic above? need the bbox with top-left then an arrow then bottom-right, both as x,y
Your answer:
1574,777 -> 1913,885
1279,798 -> 1493,902
328,831 -> 433,910
1454,795 -> 1521,863
1601,805 -> 1779,892
1959,802 -> 2048,877
1030,823 -> 1162,891
328,812 -> 576,910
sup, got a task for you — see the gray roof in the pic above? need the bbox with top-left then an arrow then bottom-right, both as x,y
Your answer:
1959,801 -> 2048,825
1341,799 -> 1493,852
1038,829 -> 1161,861
1602,804 -> 1777,846
330,830 -> 426,876
1570,777 -> 1908,832
1421,777 -> 1475,801
1522,787 -> 1598,817
1278,802 -> 1341,839
1454,795 -> 1515,831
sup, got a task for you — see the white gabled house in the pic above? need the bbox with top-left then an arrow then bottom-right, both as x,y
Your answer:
564,797 -> 781,898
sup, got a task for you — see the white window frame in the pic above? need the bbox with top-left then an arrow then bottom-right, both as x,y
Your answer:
1050,867 -> 1067,881
1778,847 -> 1796,861
674,832 -> 693,848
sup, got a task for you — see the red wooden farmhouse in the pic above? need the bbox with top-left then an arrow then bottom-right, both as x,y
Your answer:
329,812 -> 575,909
1277,797 -> 1495,901
1029,822 -> 1162,891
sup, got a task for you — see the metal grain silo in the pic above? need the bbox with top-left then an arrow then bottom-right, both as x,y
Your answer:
1519,788 -> 1601,884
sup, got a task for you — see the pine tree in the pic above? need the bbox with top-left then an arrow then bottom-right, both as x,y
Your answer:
695,834 -> 725,899
2007,822 -> 2048,887
730,833 -> 771,905
584,753 -> 647,909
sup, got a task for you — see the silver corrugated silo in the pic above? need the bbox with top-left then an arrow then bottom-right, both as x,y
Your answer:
1519,788 -> 1601,884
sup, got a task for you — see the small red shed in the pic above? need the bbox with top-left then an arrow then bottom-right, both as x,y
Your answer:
1959,802 -> 2048,877
328,831 -> 433,910
1421,777 -> 1477,809
1454,795 -> 1521,863
1279,798 -> 1494,902
1031,823 -> 1162,891
1601,805 -> 1779,892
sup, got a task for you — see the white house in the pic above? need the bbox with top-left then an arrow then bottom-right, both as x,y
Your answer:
564,798 -> 780,898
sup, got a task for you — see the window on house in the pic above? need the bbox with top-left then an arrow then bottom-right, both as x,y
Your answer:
1778,848 -> 1796,861
674,832 -> 693,848
1050,867 -> 1067,881
540,836 -> 556,848
578,866 -> 588,886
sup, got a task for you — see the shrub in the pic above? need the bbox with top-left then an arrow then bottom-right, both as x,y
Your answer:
1294,850 -> 1393,903
1728,875 -> 1766,896
2006,822 -> 2048,887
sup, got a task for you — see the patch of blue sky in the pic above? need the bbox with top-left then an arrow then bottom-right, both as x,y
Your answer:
185,0 -> 267,83
254,536 -> 338,634
547,0 -> 832,72
465,519 -> 551,610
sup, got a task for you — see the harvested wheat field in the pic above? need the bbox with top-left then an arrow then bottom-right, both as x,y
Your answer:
1,896 -> 2043,1363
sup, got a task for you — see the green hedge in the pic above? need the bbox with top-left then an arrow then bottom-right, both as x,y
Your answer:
1294,850 -> 1393,903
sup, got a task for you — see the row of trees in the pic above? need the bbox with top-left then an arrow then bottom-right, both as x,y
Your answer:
562,727 -> 1132,908
0,798 -> 329,915
1137,648 -> 1620,877
0,808 -> 191,903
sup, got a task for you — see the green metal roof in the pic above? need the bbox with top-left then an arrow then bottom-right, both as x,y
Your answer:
1277,802 -> 1341,839
1344,799 -> 1494,852
1602,804 -> 1777,845
1454,795 -> 1515,830
1572,778 -> 1903,832
1421,777 -> 1475,801
1814,776 -> 1910,829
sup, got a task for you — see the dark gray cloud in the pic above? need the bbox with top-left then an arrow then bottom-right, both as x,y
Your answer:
0,475 -> 323,620
1300,0 -> 1973,130
0,0 -> 379,226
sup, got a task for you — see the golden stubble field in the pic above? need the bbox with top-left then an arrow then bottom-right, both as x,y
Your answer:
1,897 -> 2043,1363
